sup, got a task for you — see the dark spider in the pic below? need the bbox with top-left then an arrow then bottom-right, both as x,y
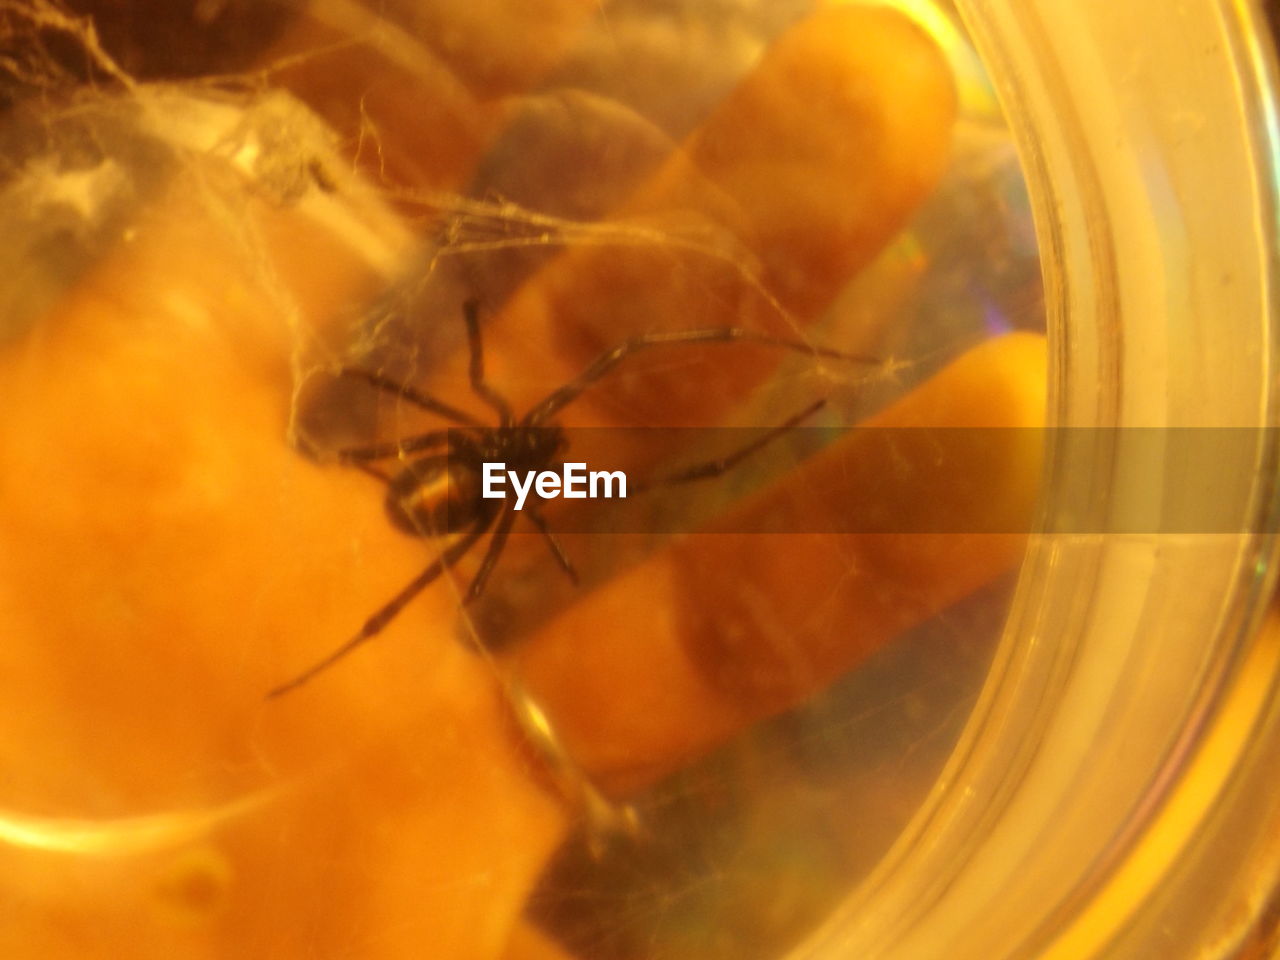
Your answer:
267,301 -> 868,698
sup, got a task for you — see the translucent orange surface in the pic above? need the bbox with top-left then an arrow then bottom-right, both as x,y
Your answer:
0,5 -> 1043,958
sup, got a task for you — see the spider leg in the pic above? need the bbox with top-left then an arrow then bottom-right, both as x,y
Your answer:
633,398 -> 827,492
340,368 -> 482,426
525,506 -> 580,585
266,524 -> 489,699
464,502 -> 518,603
524,327 -> 875,426
350,461 -> 394,483
336,429 -> 454,463
462,299 -> 514,427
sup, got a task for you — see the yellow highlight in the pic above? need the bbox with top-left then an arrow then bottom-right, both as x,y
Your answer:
0,793 -> 271,858
1041,615 -> 1280,957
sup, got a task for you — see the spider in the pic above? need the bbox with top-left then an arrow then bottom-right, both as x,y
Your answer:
267,301 -> 868,698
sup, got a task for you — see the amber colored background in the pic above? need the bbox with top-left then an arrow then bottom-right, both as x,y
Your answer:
0,4 -> 1043,958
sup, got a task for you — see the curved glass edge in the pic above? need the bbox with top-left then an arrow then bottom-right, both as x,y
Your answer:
791,1 -> 1280,958
1046,3 -> 1280,956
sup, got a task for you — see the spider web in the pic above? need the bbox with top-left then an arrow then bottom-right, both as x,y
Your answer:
0,2 -> 1041,958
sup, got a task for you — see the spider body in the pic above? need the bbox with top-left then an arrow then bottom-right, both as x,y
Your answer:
384,426 -> 566,537
267,300 -> 868,699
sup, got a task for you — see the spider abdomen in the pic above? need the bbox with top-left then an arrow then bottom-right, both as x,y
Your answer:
385,456 -> 496,537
